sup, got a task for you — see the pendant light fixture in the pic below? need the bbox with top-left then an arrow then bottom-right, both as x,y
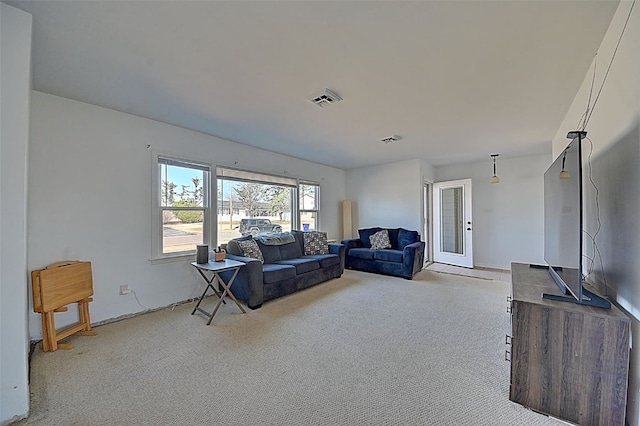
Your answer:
490,154 -> 500,184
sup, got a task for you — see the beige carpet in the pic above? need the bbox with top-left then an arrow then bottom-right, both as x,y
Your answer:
20,270 -> 563,425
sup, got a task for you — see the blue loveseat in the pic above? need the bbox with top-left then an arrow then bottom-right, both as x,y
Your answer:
341,227 -> 425,279
220,230 -> 345,309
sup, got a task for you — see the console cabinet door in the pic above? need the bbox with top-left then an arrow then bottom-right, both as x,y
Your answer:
510,301 -> 556,415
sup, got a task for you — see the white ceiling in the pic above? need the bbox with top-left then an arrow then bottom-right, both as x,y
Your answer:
8,1 -> 620,169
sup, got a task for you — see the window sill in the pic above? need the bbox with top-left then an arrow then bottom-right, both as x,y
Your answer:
150,253 -> 195,265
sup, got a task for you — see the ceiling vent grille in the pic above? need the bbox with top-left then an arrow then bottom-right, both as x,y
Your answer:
380,135 -> 401,144
307,89 -> 342,107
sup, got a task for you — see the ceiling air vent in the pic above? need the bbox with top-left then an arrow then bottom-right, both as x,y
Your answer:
380,135 -> 401,144
307,89 -> 342,107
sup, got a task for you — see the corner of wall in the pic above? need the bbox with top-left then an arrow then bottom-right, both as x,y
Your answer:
0,3 -> 33,424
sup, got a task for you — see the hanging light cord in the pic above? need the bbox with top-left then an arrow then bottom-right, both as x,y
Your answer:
576,54 -> 597,131
581,137 -> 607,296
582,0 -> 636,130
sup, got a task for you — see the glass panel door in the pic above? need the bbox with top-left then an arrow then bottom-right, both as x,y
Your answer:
433,179 -> 473,268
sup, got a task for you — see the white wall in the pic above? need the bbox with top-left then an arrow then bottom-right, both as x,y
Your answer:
420,159 -> 435,184
342,153 -> 549,270
435,154 -> 550,269
552,2 -> 640,424
345,159 -> 425,237
27,92 -> 346,339
0,4 -> 32,424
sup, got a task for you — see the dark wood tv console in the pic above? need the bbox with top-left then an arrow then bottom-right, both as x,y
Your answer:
508,262 -> 630,425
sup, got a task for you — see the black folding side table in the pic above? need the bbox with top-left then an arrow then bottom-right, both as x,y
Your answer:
190,259 -> 246,325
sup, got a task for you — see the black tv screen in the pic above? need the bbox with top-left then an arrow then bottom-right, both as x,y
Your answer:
544,137 -> 583,302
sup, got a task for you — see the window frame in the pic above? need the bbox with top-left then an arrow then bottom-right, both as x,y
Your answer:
216,166 -> 299,247
151,154 -> 213,261
299,181 -> 320,232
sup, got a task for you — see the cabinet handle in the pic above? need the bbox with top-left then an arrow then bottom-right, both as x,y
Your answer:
505,334 -> 512,345
505,349 -> 511,362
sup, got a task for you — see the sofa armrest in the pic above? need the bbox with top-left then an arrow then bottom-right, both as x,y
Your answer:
341,238 -> 362,255
329,243 -> 346,273
402,241 -> 426,279
219,254 -> 264,309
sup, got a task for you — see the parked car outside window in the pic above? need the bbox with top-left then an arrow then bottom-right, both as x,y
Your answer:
237,218 -> 282,236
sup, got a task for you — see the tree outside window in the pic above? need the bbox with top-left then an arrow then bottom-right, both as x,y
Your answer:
216,167 -> 297,247
217,180 -> 293,246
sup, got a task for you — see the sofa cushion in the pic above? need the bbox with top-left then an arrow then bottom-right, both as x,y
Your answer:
398,228 -> 420,249
358,227 -> 382,248
237,239 -> 264,263
276,258 -> 320,275
226,235 -> 253,256
303,254 -> 341,268
291,230 -> 306,253
255,240 -> 281,264
304,231 -> 329,255
373,249 -> 404,263
348,248 -> 375,260
262,264 -> 296,284
370,229 -> 392,249
279,241 -> 303,260
387,228 -> 400,250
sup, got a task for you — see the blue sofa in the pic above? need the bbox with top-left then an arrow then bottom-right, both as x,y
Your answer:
221,230 -> 345,309
342,227 -> 425,279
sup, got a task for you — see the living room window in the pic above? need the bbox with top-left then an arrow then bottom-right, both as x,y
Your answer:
216,167 -> 297,247
299,182 -> 319,232
154,156 -> 211,257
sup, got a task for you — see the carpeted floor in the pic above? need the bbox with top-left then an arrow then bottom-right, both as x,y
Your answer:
20,269 -> 563,425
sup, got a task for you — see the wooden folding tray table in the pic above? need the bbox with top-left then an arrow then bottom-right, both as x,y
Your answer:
31,260 -> 97,351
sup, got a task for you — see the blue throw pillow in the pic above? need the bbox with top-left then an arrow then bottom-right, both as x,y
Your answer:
398,228 -> 420,249
279,241 -> 303,259
255,240 -> 282,264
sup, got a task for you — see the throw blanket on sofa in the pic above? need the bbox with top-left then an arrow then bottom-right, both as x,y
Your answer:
255,232 -> 296,246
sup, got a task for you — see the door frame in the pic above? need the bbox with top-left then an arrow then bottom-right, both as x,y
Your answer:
433,178 -> 474,268
422,181 -> 433,267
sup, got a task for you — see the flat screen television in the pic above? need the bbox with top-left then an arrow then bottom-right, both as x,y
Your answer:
542,131 -> 610,308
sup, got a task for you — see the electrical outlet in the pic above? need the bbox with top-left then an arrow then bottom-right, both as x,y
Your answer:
119,285 -> 131,295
